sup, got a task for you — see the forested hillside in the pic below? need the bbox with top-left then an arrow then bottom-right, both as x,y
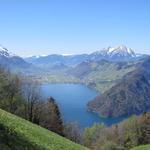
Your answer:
88,57 -> 150,117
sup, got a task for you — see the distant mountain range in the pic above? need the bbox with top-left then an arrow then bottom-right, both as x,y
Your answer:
88,56 -> 150,117
0,44 -> 148,91
25,45 -> 147,67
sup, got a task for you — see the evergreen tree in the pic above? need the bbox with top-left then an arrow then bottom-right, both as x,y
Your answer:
40,97 -> 64,136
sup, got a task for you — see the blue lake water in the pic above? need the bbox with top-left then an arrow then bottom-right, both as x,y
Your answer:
41,84 -> 127,128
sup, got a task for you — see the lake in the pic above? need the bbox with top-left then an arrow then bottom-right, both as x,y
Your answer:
41,84 -> 127,128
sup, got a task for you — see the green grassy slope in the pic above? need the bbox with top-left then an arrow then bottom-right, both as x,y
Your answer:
131,145 -> 150,150
0,109 -> 88,150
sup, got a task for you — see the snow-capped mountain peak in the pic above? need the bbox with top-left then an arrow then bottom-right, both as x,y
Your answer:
108,45 -> 136,57
0,45 -> 10,57
107,47 -> 116,53
90,45 -> 137,61
103,45 -> 136,57
0,45 -> 16,57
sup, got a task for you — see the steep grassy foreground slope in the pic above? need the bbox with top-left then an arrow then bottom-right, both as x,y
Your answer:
131,145 -> 150,150
0,109 -> 88,150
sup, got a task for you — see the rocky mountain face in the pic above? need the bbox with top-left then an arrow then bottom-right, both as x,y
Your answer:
90,45 -> 137,61
87,57 -> 150,117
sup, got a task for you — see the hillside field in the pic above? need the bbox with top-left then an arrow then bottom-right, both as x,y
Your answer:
0,109 -> 88,150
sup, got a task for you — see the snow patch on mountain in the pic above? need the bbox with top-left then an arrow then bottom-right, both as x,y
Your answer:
0,45 -> 16,57
92,45 -> 136,58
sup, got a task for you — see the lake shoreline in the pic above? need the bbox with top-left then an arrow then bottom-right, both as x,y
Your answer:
41,83 -> 128,128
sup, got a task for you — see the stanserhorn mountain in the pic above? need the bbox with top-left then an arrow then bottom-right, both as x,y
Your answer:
87,56 -> 150,117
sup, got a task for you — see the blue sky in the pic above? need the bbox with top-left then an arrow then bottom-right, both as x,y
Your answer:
0,0 -> 150,56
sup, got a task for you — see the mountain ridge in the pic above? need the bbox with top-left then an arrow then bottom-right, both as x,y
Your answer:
25,45 -> 146,66
87,56 -> 150,117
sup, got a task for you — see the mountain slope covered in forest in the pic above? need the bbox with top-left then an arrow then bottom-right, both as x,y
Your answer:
26,45 -> 144,66
88,57 -> 150,117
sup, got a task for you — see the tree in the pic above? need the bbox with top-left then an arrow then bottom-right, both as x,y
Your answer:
0,68 -> 25,117
39,97 -> 64,136
138,112 -> 150,144
83,123 -> 104,148
21,79 -> 42,123
64,122 -> 82,144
